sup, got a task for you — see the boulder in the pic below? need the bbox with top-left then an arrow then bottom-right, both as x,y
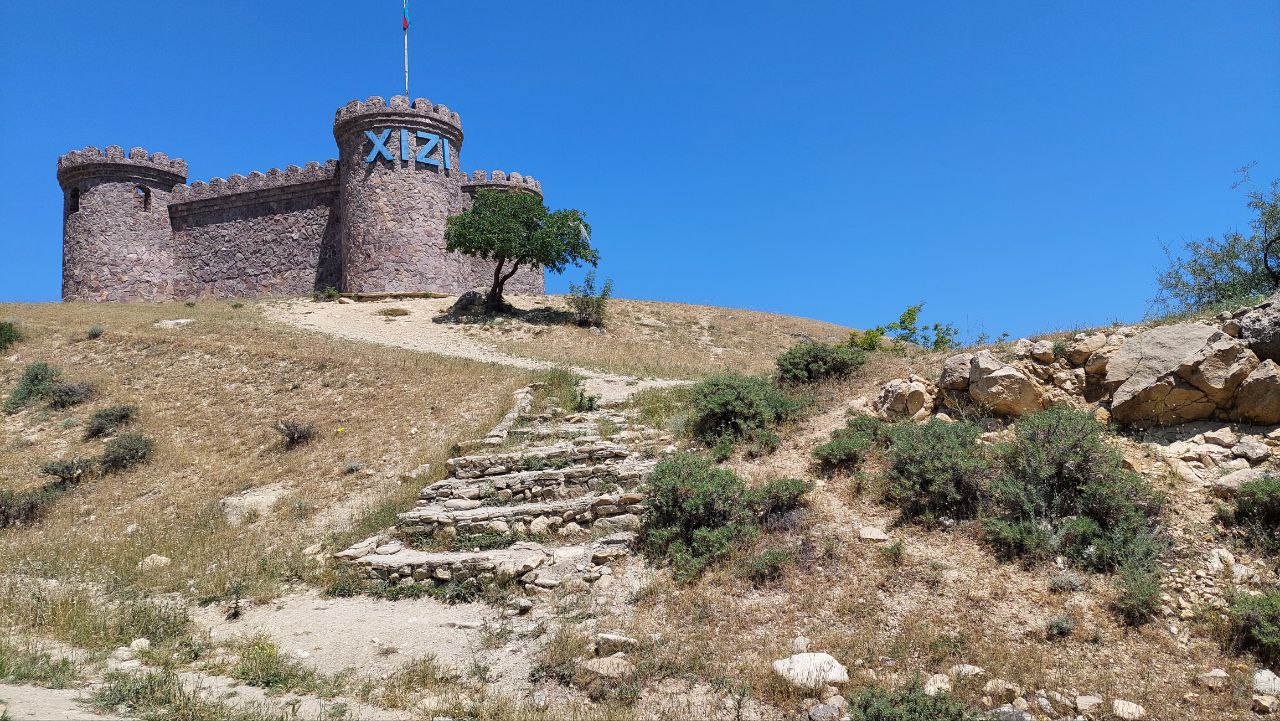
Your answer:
1112,699 -> 1146,720
1234,437 -> 1271,463
1198,668 -> 1229,690
1084,345 -> 1117,376
1256,695 -> 1279,715
1176,335 -> 1259,406
771,653 -> 850,690
875,376 -> 935,421
1237,360 -> 1280,424
1029,340 -> 1056,363
576,656 -> 635,686
968,352 -> 1046,417
1239,293 -> 1280,361
1066,333 -> 1108,366
1257,669 -> 1280,696
923,673 -> 952,696
939,353 -> 974,390
1212,467 -> 1266,499
1105,323 -> 1224,425
448,290 -> 486,316
1202,427 -> 1238,447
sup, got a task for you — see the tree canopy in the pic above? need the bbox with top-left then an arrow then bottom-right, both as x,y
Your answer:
445,190 -> 596,309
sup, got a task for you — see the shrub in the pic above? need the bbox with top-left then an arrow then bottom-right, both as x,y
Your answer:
47,381 -> 95,409
530,627 -> 592,686
641,454 -> 759,580
849,327 -> 885,351
99,434 -> 155,473
749,477 -> 812,519
1227,589 -> 1280,666
567,270 -> 613,327
274,420 -> 316,449
3,362 -> 60,413
1047,613 -> 1075,639
845,684 -> 977,721
1235,474 -> 1280,553
862,304 -> 960,352
0,320 -> 22,351
776,342 -> 866,384
40,458 -> 96,486
0,485 -> 67,528
882,418 -> 988,522
739,547 -> 794,586
315,286 -> 341,302
376,307 -> 410,317
986,406 -> 1163,572
813,415 -> 888,469
1112,564 -> 1161,626
230,635 -> 318,692
687,373 -> 799,448
84,405 -> 137,440
86,324 -> 105,340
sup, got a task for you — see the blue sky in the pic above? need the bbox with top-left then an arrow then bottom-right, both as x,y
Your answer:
2,1 -> 1277,338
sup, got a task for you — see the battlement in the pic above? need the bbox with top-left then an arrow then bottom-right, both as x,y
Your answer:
333,95 -> 463,137
463,170 -> 543,198
57,145 -> 188,188
170,160 -> 338,204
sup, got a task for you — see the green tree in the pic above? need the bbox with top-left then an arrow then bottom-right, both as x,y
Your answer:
445,190 -> 597,310
1152,172 -> 1280,314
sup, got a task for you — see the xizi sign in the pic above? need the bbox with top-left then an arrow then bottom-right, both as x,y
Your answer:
363,129 -> 452,169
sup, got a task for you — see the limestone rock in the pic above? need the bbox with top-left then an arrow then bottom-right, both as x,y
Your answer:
1239,293 -> 1280,361
137,554 -> 171,571
771,653 -> 850,690
1176,335 -> 1259,406
939,353 -> 973,390
1212,467 -> 1265,499
923,673 -> 952,696
1256,669 -> 1280,696
876,376 -> 935,421
1074,695 -> 1103,714
1067,333 -> 1108,365
948,664 -> 985,679
1030,340 -> 1056,363
1105,323 -> 1221,426
595,633 -> 639,656
1112,699 -> 1145,720
1202,427 -> 1238,447
968,351 -> 1046,417
1256,694 -> 1280,715
858,526 -> 890,542
1237,360 -> 1280,424
577,655 -> 635,685
154,319 -> 194,329
1234,436 -> 1271,463
807,703 -> 840,721
1084,345 -> 1117,376
1198,668 -> 1229,690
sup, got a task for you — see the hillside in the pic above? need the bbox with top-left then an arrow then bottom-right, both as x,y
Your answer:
0,294 -> 1275,721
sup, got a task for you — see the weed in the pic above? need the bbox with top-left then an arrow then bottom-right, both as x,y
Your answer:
1112,564 -> 1161,625
0,638 -> 79,688
0,320 -> 21,352
92,670 -> 293,721
1048,573 -> 1084,593
274,420 -> 316,449
879,539 -> 907,566
1226,589 -> 1280,666
776,342 -> 866,383
315,286 -> 341,302
530,626 -> 592,685
100,433 -> 155,473
1235,474 -> 1280,553
84,404 -> 137,439
4,362 -> 60,414
1047,613 -> 1075,639
376,307 -> 410,317
739,546 -> 795,586
231,634 -> 336,696
86,324 -> 105,339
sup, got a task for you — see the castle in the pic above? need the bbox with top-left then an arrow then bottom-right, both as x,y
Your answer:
56,96 -> 545,302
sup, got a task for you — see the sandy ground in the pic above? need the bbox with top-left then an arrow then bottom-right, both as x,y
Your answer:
264,296 -> 690,404
0,684 -> 131,720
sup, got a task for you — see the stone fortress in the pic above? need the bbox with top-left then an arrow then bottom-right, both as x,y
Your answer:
56,95 -> 545,302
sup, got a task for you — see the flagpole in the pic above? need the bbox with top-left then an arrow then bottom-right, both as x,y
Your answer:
403,2 -> 410,98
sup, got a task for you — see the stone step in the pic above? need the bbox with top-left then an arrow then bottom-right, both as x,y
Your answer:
338,533 -> 638,597
418,457 -> 656,504
399,492 -> 646,537
446,441 -> 631,479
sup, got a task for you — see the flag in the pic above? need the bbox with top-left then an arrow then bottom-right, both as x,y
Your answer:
403,1 -> 410,30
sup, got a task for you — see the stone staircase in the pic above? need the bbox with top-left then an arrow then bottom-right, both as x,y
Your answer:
334,383 -> 671,601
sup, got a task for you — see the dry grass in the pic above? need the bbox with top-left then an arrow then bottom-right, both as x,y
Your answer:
0,301 -> 530,602
490,295 -> 854,379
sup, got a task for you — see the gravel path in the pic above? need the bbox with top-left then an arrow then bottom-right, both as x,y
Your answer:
0,684 -> 130,720
264,296 -> 690,405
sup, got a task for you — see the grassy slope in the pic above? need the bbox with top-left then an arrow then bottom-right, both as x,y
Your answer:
0,301 -> 531,601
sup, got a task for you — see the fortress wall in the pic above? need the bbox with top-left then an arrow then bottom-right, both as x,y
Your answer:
169,163 -> 340,297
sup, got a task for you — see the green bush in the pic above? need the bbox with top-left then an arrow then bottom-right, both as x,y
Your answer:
776,342 -> 866,384
0,320 -> 21,352
100,434 -> 155,473
986,406 -> 1163,572
1236,474 -> 1280,553
739,547 -> 794,586
84,405 -> 137,440
845,684 -> 976,721
40,458 -> 96,485
1112,564 -> 1161,626
813,415 -> 888,469
274,420 -> 315,449
47,381 -> 95,410
640,454 -> 808,580
3,362 -> 60,414
567,270 -> 612,327
1227,589 -> 1280,666
882,418 -> 988,522
687,373 -> 800,449
86,324 -> 105,340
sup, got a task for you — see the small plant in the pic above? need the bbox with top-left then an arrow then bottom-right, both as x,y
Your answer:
0,638 -> 79,688
567,269 -> 613,327
1226,589 -> 1280,666
84,405 -> 138,440
879,539 -> 908,566
46,381 -> 95,410
376,307 -> 410,317
86,324 -> 105,340
687,373 -> 800,452
1047,613 -> 1075,639
862,304 -> 961,352
274,420 -> 316,449
40,458 -> 96,485
776,342 -> 866,384
849,327 -> 885,351
813,415 -> 888,469
1112,564 -> 1161,625
573,389 -> 599,413
0,320 -> 21,352
530,627 -> 592,686
1048,573 -> 1084,593
231,302 -> 245,309
1235,474 -> 1280,553
99,433 -> 155,473
1051,339 -> 1068,360
739,547 -> 794,586
845,684 -> 977,721
230,635 -> 317,693
183,301 -> 196,308
882,418 -> 988,523
316,286 -> 341,302
3,362 -> 60,414
343,461 -> 364,475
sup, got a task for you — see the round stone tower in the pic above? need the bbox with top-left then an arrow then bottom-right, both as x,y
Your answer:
333,95 -> 469,293
56,146 -> 187,301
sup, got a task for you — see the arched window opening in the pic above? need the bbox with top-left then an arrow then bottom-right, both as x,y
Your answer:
68,188 -> 80,214
135,184 -> 151,211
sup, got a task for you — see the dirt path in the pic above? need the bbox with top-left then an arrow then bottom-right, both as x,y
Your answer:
263,296 -> 689,405
0,684 -> 131,720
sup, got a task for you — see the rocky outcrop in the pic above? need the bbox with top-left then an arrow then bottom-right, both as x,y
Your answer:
1237,360 -> 1280,424
1239,292 -> 1280,361
874,376 -> 936,420
1105,323 -> 1223,426
968,351 -> 1047,417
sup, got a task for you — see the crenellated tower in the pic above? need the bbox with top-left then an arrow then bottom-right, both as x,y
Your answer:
57,146 -> 187,301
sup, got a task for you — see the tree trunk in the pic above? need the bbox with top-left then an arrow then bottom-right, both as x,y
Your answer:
486,259 -> 522,311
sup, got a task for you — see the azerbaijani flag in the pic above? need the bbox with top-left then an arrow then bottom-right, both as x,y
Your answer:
403,1 -> 410,30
